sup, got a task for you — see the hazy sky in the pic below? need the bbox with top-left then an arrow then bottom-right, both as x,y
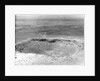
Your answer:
16,14 -> 84,20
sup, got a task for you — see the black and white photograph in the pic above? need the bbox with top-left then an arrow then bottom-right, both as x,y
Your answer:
5,5 -> 95,76
15,14 -> 84,65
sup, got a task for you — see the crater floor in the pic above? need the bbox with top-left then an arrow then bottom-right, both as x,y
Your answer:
15,37 -> 84,65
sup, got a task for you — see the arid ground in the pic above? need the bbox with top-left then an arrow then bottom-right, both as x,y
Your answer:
15,15 -> 84,65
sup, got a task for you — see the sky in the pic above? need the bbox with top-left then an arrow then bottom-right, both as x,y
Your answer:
16,14 -> 84,20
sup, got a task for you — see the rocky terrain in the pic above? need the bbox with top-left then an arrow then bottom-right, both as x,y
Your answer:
15,15 -> 84,65
15,37 -> 84,65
